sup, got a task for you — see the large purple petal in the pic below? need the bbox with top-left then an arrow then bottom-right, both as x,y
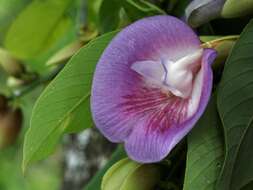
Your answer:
91,16 -> 200,142
91,16 -> 216,163
125,49 -> 216,162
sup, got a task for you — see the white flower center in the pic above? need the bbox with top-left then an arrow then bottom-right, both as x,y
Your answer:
131,49 -> 203,98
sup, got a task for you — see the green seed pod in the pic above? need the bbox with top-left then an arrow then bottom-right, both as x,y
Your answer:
46,40 -> 84,66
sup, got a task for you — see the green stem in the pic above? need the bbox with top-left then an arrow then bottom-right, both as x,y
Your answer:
9,66 -> 62,100
201,35 -> 240,48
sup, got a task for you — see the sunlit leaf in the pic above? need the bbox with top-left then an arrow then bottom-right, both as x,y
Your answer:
4,0 -> 72,59
0,0 -> 30,43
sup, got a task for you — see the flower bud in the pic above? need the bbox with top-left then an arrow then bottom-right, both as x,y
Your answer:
185,0 -> 225,28
102,158 -> 160,190
185,0 -> 253,28
0,107 -> 23,148
7,76 -> 26,89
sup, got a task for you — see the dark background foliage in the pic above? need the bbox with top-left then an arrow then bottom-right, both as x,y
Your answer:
0,0 -> 253,190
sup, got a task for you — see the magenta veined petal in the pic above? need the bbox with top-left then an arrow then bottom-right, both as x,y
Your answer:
91,15 -> 217,163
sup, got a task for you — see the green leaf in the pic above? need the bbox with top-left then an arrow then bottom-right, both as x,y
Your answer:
86,0 -> 103,29
46,40 -> 84,66
0,0 -> 30,44
183,95 -> 224,190
4,0 -> 72,59
102,158 -> 160,190
241,181 -> 253,190
99,0 -> 122,33
216,20 -> 253,190
230,120 -> 253,189
222,0 -> 253,18
27,20 -> 77,74
84,146 -> 126,190
166,0 -> 180,13
23,31 -> 117,171
122,0 -> 165,21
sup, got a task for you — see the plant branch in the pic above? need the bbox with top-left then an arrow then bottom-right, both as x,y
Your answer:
9,65 -> 63,100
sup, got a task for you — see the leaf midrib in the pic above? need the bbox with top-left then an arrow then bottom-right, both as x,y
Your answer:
23,92 -> 90,169
217,99 -> 253,189
228,115 -> 253,189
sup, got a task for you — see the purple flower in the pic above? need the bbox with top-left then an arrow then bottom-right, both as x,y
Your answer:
91,16 -> 217,163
